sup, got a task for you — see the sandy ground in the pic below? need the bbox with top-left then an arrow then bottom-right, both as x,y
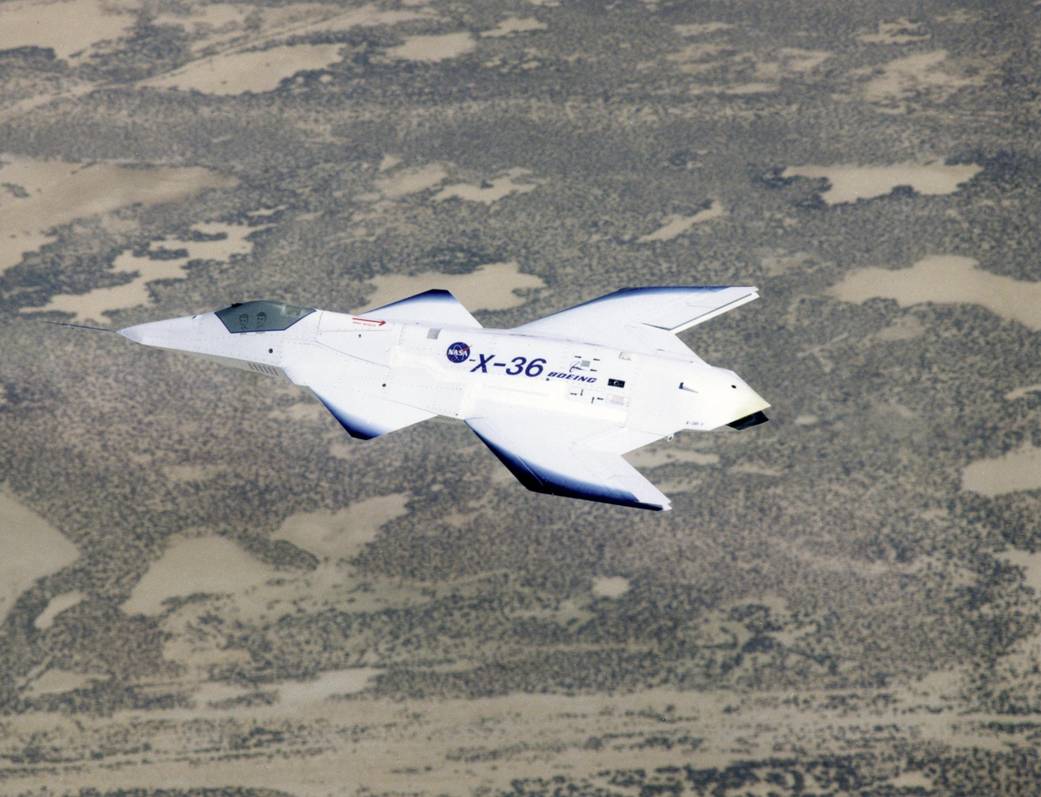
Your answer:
963,445 -> 1041,496
857,18 -> 931,45
275,493 -> 410,561
32,591 -> 85,630
863,50 -> 988,106
591,576 -> 630,597
122,536 -> 279,615
0,155 -> 235,274
2,681 -> 1024,797
0,490 -> 79,623
145,44 -> 347,95
638,200 -> 724,242
1006,384 -> 1041,401
386,32 -> 476,62
433,167 -> 539,204
373,163 -> 450,199
0,0 -> 134,60
361,260 -> 545,311
32,220 -> 260,323
481,17 -> 548,38
782,162 -> 981,204
830,254 -> 1041,330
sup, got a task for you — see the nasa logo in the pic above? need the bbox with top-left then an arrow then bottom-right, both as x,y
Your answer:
446,341 -> 471,363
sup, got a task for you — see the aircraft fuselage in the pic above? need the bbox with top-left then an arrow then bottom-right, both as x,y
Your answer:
121,308 -> 769,440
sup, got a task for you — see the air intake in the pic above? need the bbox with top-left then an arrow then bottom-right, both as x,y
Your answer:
728,411 -> 769,430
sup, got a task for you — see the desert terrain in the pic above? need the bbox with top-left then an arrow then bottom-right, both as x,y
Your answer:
2,0 -> 1039,795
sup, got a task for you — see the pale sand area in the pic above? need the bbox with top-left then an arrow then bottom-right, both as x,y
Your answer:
0,488 -> 79,623
360,260 -> 545,312
3,683 -> 1014,797
32,221 -> 259,324
386,32 -> 475,62
962,444 -> 1041,496
674,22 -> 733,37
153,3 -> 255,55
626,447 -> 719,468
189,666 -> 382,708
667,42 -> 730,75
592,576 -> 630,598
760,251 -> 815,277
432,167 -> 537,204
0,0 -> 134,60
274,493 -> 409,562
122,536 -> 278,615
378,154 -> 402,172
279,668 -> 384,703
889,771 -> 936,791
830,254 -> 1041,331
782,162 -> 980,205
145,43 -> 346,95
637,200 -> 724,242
190,666 -> 383,710
875,314 -> 925,342
33,590 -> 86,630
481,17 -> 548,38
778,536 -> 976,585
753,48 -> 831,77
689,82 -> 777,95
156,2 -> 246,34
731,463 -> 782,477
935,10 -> 979,24
374,162 -> 449,198
857,18 -> 930,45
163,463 -> 228,482
24,668 -> 104,698
671,43 -> 829,93
1001,549 -> 1041,593
156,3 -> 430,55
1006,384 -> 1041,400
0,155 -> 236,275
863,50 -> 986,105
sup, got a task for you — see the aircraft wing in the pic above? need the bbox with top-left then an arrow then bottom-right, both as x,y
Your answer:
358,289 -> 482,328
512,286 -> 757,353
466,408 -> 671,511
285,358 -> 434,439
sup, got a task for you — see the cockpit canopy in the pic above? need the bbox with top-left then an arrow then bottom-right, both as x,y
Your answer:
216,301 -> 315,333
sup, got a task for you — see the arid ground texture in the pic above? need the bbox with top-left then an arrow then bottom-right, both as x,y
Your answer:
2,0 -> 1040,795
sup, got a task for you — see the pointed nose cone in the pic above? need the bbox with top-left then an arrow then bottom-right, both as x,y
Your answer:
117,316 -> 199,350
119,324 -> 147,343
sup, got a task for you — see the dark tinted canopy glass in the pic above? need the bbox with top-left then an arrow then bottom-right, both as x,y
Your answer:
216,301 -> 315,333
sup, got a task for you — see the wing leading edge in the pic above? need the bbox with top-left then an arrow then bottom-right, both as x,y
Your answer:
512,286 -> 758,353
359,289 -> 482,328
466,409 -> 671,511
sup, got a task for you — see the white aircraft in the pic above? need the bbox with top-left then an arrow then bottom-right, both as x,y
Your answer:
110,287 -> 769,511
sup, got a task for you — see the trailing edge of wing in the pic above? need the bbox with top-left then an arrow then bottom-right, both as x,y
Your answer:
359,289 -> 482,328
310,390 -> 432,439
466,410 -> 670,511
285,361 -> 434,440
512,286 -> 758,352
